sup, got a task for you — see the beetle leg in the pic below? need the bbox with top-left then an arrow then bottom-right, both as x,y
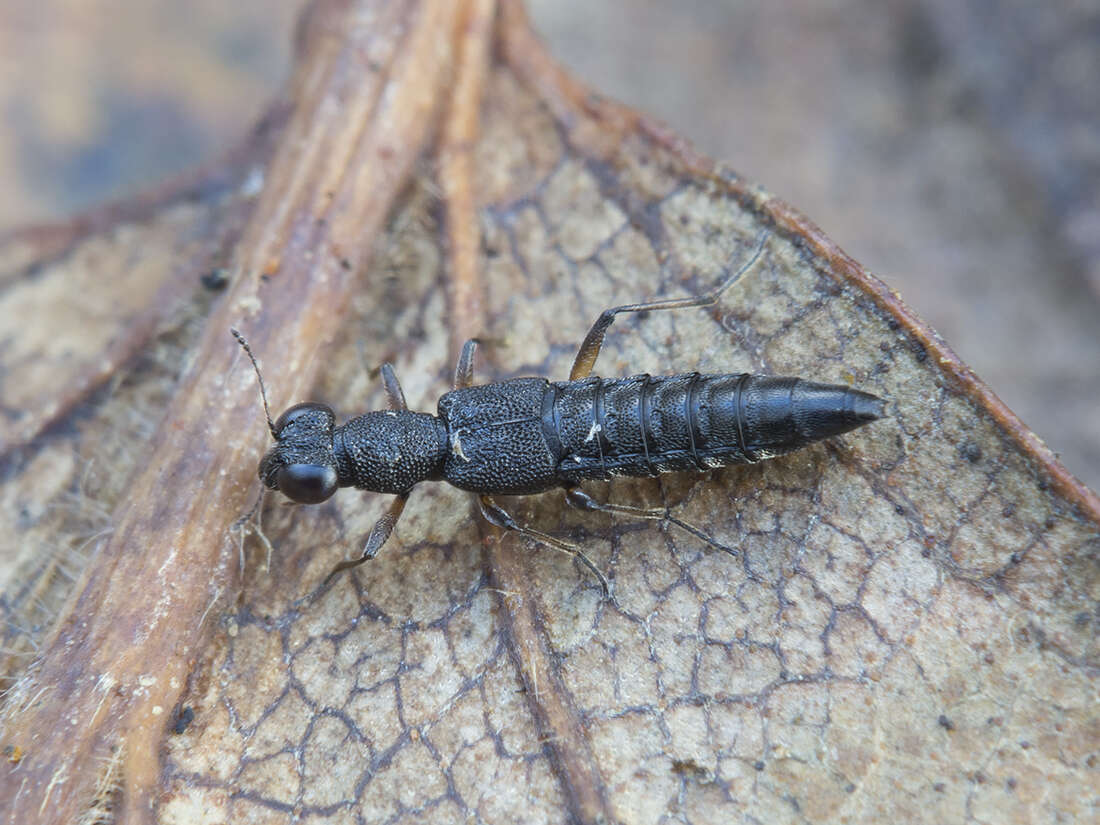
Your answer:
477,494 -> 611,595
454,338 -> 481,390
566,486 -> 668,520
380,363 -> 409,411
565,486 -> 739,558
322,492 -> 410,584
569,231 -> 769,381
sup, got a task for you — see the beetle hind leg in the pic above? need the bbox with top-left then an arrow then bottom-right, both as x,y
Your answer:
568,230 -> 769,381
566,486 -> 739,558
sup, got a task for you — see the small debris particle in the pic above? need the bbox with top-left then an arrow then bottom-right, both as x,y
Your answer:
958,442 -> 982,463
670,759 -> 709,779
451,432 -> 468,462
173,706 -> 195,735
200,268 -> 230,291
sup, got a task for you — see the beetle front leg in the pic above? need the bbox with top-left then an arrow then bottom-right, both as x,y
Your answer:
322,492 -> 410,585
380,363 -> 409,411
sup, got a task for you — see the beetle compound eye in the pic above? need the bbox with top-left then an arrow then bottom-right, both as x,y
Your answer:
274,403 -> 335,435
277,463 -> 338,503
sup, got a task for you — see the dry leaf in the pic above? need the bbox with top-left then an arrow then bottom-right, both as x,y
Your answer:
1,1 -> 1096,824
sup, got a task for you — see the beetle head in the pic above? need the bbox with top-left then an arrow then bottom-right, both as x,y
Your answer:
259,402 -> 340,504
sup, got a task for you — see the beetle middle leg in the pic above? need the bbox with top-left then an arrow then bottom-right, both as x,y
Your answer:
477,494 -> 611,595
455,344 -> 614,593
569,231 -> 769,381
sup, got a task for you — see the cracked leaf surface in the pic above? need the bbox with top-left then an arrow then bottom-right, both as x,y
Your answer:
1,4 -> 1096,824
155,52 -> 1098,825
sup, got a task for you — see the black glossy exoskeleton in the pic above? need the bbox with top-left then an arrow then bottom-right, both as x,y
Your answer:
234,237 -> 883,591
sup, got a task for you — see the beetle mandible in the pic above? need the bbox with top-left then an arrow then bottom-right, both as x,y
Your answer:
234,234 -> 883,592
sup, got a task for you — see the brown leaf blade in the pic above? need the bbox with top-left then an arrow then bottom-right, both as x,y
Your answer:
1,0 -> 464,821
2,2 -> 1097,824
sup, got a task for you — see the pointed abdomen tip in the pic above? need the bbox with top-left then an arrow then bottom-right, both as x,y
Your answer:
849,389 -> 885,421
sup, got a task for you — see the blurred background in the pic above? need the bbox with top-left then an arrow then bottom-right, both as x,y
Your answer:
2,0 -> 1097,490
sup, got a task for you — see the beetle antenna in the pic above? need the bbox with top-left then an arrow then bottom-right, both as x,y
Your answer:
231,328 -> 277,437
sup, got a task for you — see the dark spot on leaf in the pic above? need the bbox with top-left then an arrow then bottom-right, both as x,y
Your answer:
754,760 -> 765,772
200,268 -> 229,291
1002,504 -> 1016,518
1006,777 -> 1017,791
172,706 -> 194,735
911,340 -> 928,362
958,442 -> 982,463
933,782 -> 946,793
938,714 -> 954,731
896,4 -> 944,80
670,759 -> 709,779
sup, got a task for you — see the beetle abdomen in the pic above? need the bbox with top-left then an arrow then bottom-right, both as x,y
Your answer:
549,373 -> 882,483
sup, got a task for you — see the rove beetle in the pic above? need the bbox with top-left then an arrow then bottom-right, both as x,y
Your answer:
234,234 -> 883,592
